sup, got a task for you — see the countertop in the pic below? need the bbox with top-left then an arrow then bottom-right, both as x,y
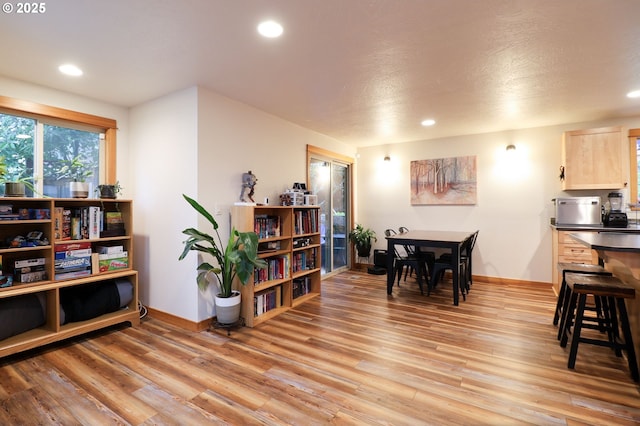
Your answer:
550,222 -> 640,232
569,231 -> 640,253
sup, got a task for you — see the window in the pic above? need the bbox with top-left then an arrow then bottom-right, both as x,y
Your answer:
0,96 -> 117,197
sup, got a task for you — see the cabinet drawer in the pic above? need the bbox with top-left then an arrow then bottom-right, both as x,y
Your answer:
559,243 -> 591,258
558,232 -> 587,244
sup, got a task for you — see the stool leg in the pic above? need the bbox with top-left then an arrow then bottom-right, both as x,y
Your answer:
603,296 -> 622,357
616,298 -> 639,382
553,276 -> 567,326
568,294 -> 587,369
559,287 -> 576,345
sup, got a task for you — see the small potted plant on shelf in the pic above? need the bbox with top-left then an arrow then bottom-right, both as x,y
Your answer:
348,224 -> 377,258
96,181 -> 123,199
0,155 -> 35,197
56,155 -> 93,198
178,194 -> 267,324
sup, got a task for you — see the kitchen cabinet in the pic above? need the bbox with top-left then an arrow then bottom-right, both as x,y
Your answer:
551,229 -> 599,294
561,126 -> 626,190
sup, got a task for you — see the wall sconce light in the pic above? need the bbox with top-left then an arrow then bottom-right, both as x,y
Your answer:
383,155 -> 391,162
506,144 -> 516,151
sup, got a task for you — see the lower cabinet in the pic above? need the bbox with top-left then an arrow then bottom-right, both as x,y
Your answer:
551,229 -> 599,294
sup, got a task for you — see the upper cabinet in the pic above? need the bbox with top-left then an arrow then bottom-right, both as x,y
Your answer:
561,126 -> 627,190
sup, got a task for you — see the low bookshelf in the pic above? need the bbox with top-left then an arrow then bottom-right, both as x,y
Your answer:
232,204 -> 321,327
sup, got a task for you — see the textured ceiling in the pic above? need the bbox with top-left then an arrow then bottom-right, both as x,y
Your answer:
1,0 -> 640,147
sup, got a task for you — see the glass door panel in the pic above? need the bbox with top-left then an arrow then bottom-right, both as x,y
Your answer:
309,158 -> 350,274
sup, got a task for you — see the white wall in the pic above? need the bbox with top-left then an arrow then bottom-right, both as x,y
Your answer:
130,85 -> 353,322
356,117 -> 640,284
129,87 -> 200,321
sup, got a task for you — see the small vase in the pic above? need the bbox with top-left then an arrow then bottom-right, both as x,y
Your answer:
214,291 -> 241,324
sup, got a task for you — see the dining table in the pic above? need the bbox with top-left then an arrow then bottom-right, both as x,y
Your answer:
385,229 -> 477,305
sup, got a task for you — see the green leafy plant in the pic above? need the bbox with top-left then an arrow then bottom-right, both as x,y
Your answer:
178,194 -> 267,297
55,155 -> 93,182
0,156 -> 6,182
348,224 -> 377,257
0,154 -> 36,194
96,181 -> 123,198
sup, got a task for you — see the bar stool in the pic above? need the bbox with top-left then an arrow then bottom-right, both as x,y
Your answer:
561,272 -> 639,382
554,263 -> 612,341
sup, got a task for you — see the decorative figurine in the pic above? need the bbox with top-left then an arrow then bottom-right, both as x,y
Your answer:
240,170 -> 257,203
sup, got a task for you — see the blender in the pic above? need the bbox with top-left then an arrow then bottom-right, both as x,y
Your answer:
604,192 -> 628,227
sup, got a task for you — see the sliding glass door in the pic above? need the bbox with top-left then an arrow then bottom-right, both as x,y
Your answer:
309,156 -> 351,275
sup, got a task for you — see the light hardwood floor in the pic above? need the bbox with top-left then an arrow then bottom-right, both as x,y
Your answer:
0,271 -> 639,425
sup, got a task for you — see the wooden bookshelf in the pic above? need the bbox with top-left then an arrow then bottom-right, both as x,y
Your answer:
232,204 -> 321,327
0,197 -> 138,358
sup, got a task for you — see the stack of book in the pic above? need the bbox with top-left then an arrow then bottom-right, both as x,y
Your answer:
96,245 -> 128,272
0,204 -> 19,221
54,242 -> 92,280
101,212 -> 125,237
14,257 -> 47,283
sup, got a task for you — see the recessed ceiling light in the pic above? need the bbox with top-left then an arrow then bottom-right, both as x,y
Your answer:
627,90 -> 640,99
421,119 -> 436,127
257,20 -> 283,38
58,64 -> 83,76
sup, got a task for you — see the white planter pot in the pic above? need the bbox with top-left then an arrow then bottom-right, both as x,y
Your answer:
214,291 -> 241,324
70,181 -> 89,198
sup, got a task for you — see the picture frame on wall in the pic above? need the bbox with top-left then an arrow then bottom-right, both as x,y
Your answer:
410,156 -> 477,205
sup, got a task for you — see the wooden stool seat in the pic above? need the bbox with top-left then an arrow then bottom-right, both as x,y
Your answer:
561,272 -> 639,382
554,263 -> 612,339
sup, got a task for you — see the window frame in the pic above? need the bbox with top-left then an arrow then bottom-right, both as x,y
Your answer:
629,128 -> 640,208
0,95 -> 118,187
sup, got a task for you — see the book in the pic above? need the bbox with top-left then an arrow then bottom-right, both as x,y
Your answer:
98,257 -> 128,272
54,256 -> 92,272
102,211 -> 125,237
14,257 -> 46,268
88,206 -> 100,239
54,270 -> 91,280
55,248 -> 93,260
98,251 -> 128,260
15,269 -> 47,283
95,245 -> 124,254
54,207 -> 64,240
55,241 -> 91,252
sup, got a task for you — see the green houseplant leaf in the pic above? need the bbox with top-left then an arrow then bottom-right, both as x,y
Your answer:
348,224 -> 377,256
179,194 -> 267,298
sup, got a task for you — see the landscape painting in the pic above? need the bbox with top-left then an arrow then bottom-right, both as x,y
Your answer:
410,156 -> 477,205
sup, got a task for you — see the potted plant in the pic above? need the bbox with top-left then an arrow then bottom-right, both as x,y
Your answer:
348,224 -> 377,258
178,194 -> 267,324
56,155 -> 93,198
96,181 -> 123,199
0,155 -> 35,197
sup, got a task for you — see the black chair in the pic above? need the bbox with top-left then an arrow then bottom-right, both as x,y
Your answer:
397,226 -> 436,282
430,231 -> 478,300
385,229 -> 429,294
432,230 -> 478,295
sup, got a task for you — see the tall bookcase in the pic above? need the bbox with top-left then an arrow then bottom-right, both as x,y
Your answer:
232,205 -> 321,327
0,197 -> 138,358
